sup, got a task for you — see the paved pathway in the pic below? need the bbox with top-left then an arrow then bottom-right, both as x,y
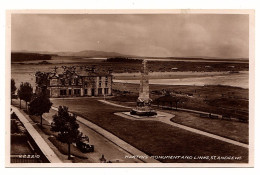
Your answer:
11,106 -> 62,163
151,105 -> 222,117
99,100 -> 132,109
100,100 -> 249,149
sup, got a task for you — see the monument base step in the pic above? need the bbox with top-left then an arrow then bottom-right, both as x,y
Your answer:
121,112 -> 165,119
130,108 -> 157,116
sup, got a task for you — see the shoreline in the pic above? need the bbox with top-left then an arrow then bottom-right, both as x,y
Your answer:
113,71 -> 249,89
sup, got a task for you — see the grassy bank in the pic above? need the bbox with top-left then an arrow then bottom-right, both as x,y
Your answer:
168,110 -> 248,143
112,83 -> 249,120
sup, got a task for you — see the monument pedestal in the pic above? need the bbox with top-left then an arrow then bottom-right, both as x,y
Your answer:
130,108 -> 157,116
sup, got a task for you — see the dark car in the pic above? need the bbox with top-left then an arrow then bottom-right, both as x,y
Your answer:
76,141 -> 94,153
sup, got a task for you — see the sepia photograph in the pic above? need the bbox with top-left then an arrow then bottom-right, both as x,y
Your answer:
6,9 -> 254,167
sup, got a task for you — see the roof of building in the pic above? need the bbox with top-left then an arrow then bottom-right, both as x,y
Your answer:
36,66 -> 112,79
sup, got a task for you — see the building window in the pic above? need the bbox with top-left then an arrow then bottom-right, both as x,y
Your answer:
105,76 -> 109,87
50,79 -> 58,86
78,79 -> 82,85
84,89 -> 88,95
99,81 -> 102,87
98,88 -> 102,95
75,79 -> 79,85
60,89 -> 67,96
99,76 -> 102,80
69,80 -> 72,85
60,79 -> 65,86
69,89 -> 72,95
74,89 -> 80,95
104,88 -> 109,95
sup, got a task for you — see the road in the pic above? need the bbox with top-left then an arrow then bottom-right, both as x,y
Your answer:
43,108 -> 144,163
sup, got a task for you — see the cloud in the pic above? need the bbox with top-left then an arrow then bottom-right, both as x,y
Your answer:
11,14 -> 249,58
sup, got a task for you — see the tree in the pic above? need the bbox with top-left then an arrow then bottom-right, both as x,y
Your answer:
51,106 -> 83,160
11,79 -> 17,105
35,71 -> 49,88
28,94 -> 52,126
17,82 -> 33,110
11,79 -> 17,97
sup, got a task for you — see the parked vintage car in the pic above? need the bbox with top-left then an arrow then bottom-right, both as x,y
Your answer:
76,141 -> 94,153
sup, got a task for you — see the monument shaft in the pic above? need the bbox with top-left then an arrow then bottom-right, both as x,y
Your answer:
139,60 -> 150,101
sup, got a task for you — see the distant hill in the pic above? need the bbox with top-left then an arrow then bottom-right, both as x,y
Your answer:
11,50 -> 249,62
11,52 -> 56,62
106,57 -> 142,63
56,50 -> 137,58
56,50 -> 249,62
11,50 -> 137,62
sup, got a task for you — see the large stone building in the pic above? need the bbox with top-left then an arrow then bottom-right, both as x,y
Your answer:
35,66 -> 112,98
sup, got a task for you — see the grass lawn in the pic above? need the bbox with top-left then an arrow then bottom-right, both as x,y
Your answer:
29,115 -> 54,136
105,99 -> 248,144
51,98 -> 248,163
48,137 -> 89,160
167,110 -> 248,144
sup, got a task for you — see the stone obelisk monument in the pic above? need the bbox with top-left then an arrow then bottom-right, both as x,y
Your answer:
138,60 -> 150,106
130,59 -> 157,116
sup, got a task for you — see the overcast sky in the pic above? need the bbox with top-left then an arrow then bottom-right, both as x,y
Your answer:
11,14 -> 249,58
